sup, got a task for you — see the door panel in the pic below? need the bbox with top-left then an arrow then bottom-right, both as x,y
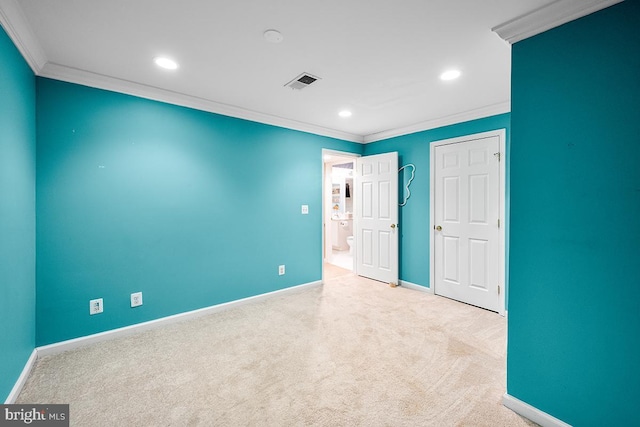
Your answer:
443,236 -> 460,284
469,174 -> 488,224
379,230 -> 391,269
379,181 -> 391,218
434,136 -> 499,312
355,152 -> 398,284
362,230 -> 373,266
469,238 -> 488,289
444,177 -> 460,221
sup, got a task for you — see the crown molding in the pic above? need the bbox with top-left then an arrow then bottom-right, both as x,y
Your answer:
0,0 -> 362,144
0,0 -> 46,72
362,101 -> 510,143
492,0 -> 624,44
39,62 -> 364,143
2,0 -> 624,145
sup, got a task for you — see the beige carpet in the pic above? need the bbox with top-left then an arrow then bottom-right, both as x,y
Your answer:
18,269 -> 535,426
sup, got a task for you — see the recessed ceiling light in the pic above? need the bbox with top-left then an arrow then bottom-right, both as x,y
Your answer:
338,110 -> 352,118
154,57 -> 178,70
440,69 -> 461,81
263,29 -> 283,43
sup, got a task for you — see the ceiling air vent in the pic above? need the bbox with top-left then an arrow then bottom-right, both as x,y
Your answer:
285,72 -> 321,90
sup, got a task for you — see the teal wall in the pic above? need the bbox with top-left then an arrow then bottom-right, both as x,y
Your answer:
0,27 -> 36,401
363,114 -> 510,288
508,2 -> 640,425
36,78 -> 362,345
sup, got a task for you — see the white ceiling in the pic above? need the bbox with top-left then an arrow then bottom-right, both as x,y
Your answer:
0,0 -> 620,142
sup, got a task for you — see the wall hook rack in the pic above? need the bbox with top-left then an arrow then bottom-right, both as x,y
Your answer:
399,164 -> 416,207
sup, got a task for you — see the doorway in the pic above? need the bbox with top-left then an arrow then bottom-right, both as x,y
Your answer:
430,130 -> 506,314
322,150 -> 400,285
322,150 -> 358,279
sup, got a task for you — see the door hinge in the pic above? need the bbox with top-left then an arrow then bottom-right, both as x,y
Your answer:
498,218 -> 500,228
494,152 -> 501,161
498,285 -> 501,295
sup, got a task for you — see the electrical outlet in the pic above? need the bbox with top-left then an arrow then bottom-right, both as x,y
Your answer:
278,265 -> 285,275
131,292 -> 143,308
89,298 -> 103,315
301,205 -> 309,214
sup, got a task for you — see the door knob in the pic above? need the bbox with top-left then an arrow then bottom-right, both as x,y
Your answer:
435,225 -> 442,231
390,224 -> 396,229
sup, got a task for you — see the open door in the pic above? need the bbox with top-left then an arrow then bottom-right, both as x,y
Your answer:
355,152 -> 399,285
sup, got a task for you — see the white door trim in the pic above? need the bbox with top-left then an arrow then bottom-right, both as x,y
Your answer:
429,129 -> 506,315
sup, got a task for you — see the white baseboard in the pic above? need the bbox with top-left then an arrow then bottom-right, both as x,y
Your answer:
502,394 -> 572,427
37,280 -> 322,357
4,349 -> 37,404
399,280 -> 434,294
7,281 -> 321,400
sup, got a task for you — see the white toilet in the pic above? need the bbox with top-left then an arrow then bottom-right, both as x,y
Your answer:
346,236 -> 354,254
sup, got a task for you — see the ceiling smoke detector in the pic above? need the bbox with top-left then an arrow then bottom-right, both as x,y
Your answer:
285,72 -> 321,90
263,29 -> 283,43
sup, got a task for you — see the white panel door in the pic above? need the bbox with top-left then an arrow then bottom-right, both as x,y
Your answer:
434,136 -> 500,311
355,152 -> 398,284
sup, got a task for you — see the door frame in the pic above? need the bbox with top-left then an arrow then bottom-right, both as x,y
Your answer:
429,129 -> 506,315
322,149 -> 360,283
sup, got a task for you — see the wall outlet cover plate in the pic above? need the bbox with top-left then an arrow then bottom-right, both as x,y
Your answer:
131,292 -> 143,307
90,298 -> 103,315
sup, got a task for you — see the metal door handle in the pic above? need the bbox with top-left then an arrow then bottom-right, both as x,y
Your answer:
435,225 -> 442,231
390,224 -> 396,229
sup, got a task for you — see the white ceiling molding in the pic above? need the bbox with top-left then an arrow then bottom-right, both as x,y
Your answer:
9,0 -> 602,144
39,62 -> 364,144
492,0 -> 623,44
362,101 -> 511,144
0,0 -> 363,143
1,0 -> 512,145
0,0 -> 46,72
